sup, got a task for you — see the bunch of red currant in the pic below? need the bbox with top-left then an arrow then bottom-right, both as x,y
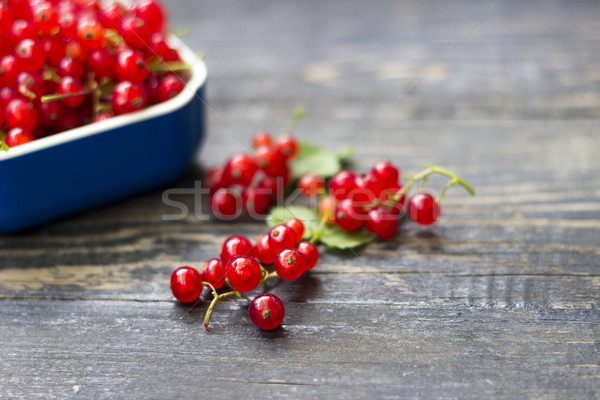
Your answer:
170,218 -> 319,331
205,130 -> 300,220
0,0 -> 187,149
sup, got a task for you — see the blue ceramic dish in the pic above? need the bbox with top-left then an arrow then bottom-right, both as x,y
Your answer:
0,37 -> 207,233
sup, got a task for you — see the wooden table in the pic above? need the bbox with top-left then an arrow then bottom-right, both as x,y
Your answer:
2,0 -> 600,398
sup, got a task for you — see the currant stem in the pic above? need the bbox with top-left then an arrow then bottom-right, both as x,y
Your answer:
280,106 -> 305,135
203,290 -> 240,332
149,61 -> 191,72
310,210 -> 330,244
41,90 -> 93,103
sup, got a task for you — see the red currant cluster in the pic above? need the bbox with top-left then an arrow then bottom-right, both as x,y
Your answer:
170,218 -> 319,330
206,131 -> 300,220
0,0 -> 187,148
307,161 -> 441,240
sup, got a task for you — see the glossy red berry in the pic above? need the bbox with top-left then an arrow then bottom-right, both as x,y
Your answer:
274,249 -> 305,280
334,198 -> 364,231
116,48 -> 149,84
365,206 -> 399,239
99,2 -> 125,31
77,18 -> 104,50
157,74 -> 185,102
249,293 -> 285,330
135,0 -> 168,33
170,266 -> 203,303
5,127 -> 35,148
211,188 -> 242,219
277,135 -> 299,159
284,218 -> 305,243
408,193 -> 440,226
372,161 -> 400,187
0,3 -> 14,35
268,225 -> 298,255
87,48 -> 116,79
226,255 -> 262,292
242,187 -> 272,216
252,131 -> 273,149
201,258 -> 226,290
0,55 -> 20,87
16,71 -> 46,102
252,233 -> 277,265
58,76 -> 86,108
222,153 -> 258,187
319,196 -> 337,224
57,56 -> 85,79
15,39 -> 46,72
329,170 -> 357,200
39,100 -> 65,127
119,15 -> 152,50
31,1 -> 58,36
295,241 -> 319,271
111,81 -> 147,115
220,235 -> 254,266
352,172 -> 384,204
5,98 -> 38,131
298,173 -> 325,197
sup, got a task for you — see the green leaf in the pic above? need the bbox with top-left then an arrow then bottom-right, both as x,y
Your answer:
267,206 -> 320,240
291,141 -> 343,180
320,224 -> 375,250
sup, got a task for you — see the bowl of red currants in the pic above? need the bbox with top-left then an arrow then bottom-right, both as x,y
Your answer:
0,0 -> 207,232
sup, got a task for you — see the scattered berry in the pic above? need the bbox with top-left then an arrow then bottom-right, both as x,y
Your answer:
295,241 -> 319,271
408,192 -> 440,226
170,266 -> 203,303
249,293 -> 285,330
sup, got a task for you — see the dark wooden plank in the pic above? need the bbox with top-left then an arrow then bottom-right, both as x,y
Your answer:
2,0 -> 600,398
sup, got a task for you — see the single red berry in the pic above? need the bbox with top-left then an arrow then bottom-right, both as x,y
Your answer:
242,186 -> 272,216
379,181 -> 406,215
42,37 -> 65,67
7,0 -> 31,20
77,17 -> 104,50
222,153 -> 259,187
211,187 -> 242,220
258,175 -> 284,200
329,170 -> 358,200
5,127 -> 35,148
0,3 -> 14,35
119,15 -> 152,50
249,293 -> 285,330
252,233 -> 277,265
201,258 -> 226,290
8,20 -> 37,49
170,266 -> 203,303
64,41 -> 89,63
116,48 -> 149,84
226,255 -> 262,292
111,81 -> 148,115
284,218 -> 305,243
351,172 -> 384,204
252,131 -> 273,149
295,241 -> 319,271
408,192 -> 440,226
58,109 -> 83,132
0,87 -> 18,109
334,198 -> 365,231
319,196 -> 337,225
99,2 -> 125,31
5,98 -> 39,131
58,11 -> 78,39
157,74 -> 185,102
57,56 -> 85,80
15,39 -> 46,72
16,71 -> 46,102
253,145 -> 279,170
87,48 -> 117,79
268,225 -> 298,254
220,235 -> 254,266
277,135 -> 299,159
58,76 -> 86,108
274,249 -> 305,280
298,173 -> 325,197
39,100 -> 65,127
0,55 -> 20,87
372,160 -> 400,187
365,206 -> 399,239
31,1 -> 58,36
135,0 -> 168,33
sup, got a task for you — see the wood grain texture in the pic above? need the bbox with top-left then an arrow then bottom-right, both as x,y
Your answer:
2,0 -> 600,398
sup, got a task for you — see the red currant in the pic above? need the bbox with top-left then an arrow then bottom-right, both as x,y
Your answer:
274,249 -> 305,280
170,266 -> 203,303
99,2 -> 125,31
252,233 -> 277,265
220,235 -> 254,266
116,48 -> 149,85
77,17 -> 104,50
284,218 -> 305,243
249,293 -> 285,330
351,172 -> 384,204
372,161 -> 400,187
277,135 -> 299,159
226,255 -> 262,292
252,131 -> 273,149
57,56 -> 85,79
334,198 -> 364,231
319,196 -> 337,224
15,39 -> 46,72
408,192 -> 440,226
222,153 -> 258,187
157,74 -> 185,102
5,127 -> 35,148
268,225 -> 298,254
0,2 -> 14,35
201,258 -> 226,290
31,1 -> 58,36
119,15 -> 152,50
16,71 -> 46,102
295,241 -> 319,271
365,206 -> 399,239
111,81 -> 148,115
87,48 -> 116,79
39,100 -> 65,127
135,0 -> 168,33
0,55 -> 20,87
298,173 -> 325,197
211,187 -> 242,220
329,170 -> 357,200
58,76 -> 86,108
242,187 -> 272,216
5,98 -> 38,131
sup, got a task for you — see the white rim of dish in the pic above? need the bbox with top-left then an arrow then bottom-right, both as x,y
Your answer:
0,35 -> 207,160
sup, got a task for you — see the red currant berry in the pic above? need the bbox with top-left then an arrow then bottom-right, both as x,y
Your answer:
157,74 -> 185,102
252,233 -> 277,265
39,100 -> 65,127
334,198 -> 365,231
87,48 -> 116,79
365,206 -> 399,239
116,48 -> 149,84
298,173 -> 325,198
268,225 -> 298,254
111,81 -> 147,115
58,11 -> 77,39
380,181 -> 406,214
42,37 -> 65,67
77,17 -> 104,50
277,135 -> 299,159
319,196 -> 337,224
351,172 -> 384,204
284,218 -> 305,243
252,131 -> 273,149
226,255 -> 262,292
31,1 -> 58,36
5,127 -> 35,148
0,3 -> 14,35
220,235 -> 254,266
16,71 -> 46,102
201,258 -> 226,290
170,265 -> 203,303
372,160 -> 400,187
295,241 -> 319,271
222,153 -> 258,187
329,170 -> 358,200
258,175 -> 284,200
5,98 -> 38,131
119,15 -> 152,50
242,186 -> 272,216
57,56 -> 85,80
15,39 -> 46,72
274,249 -> 305,280
211,187 -> 242,220
99,2 -> 125,31
58,76 -> 86,108
249,293 -> 285,330
253,145 -> 279,170
135,0 -> 168,33
0,55 -> 20,87
408,192 -> 440,226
